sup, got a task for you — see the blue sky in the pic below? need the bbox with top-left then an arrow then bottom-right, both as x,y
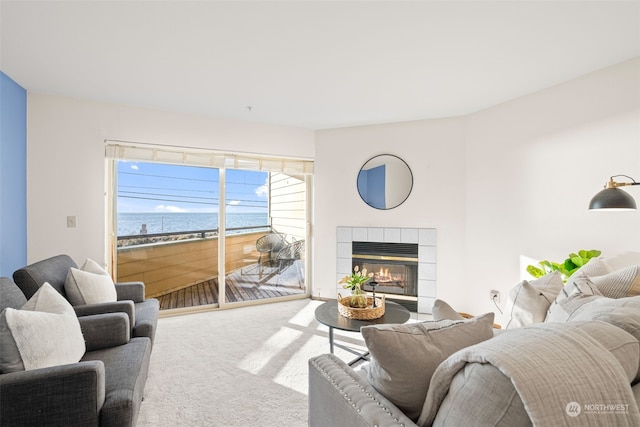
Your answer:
117,161 -> 268,213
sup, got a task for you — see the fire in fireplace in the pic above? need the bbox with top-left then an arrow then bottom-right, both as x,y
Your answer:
351,241 -> 418,310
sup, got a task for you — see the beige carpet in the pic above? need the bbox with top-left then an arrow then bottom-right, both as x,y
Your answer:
137,299 -> 368,427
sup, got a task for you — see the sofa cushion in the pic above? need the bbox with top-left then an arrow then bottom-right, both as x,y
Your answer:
545,273 -> 603,322
504,271 -> 564,329
12,254 -> 78,299
568,320 -> 640,383
0,283 -> 85,373
82,336 -> 151,426
65,259 -> 118,306
431,362 -> 530,427
0,277 -> 27,312
571,296 -> 640,382
361,313 -> 495,421
590,265 -> 640,299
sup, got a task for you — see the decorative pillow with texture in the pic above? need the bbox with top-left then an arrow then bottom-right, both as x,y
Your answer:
504,271 -> 564,329
431,299 -> 464,321
65,258 -> 117,306
571,257 -> 612,278
0,283 -> 85,373
545,273 -> 603,323
361,313 -> 495,421
590,265 -> 640,299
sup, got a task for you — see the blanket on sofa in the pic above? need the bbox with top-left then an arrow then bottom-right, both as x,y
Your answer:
417,322 -> 640,427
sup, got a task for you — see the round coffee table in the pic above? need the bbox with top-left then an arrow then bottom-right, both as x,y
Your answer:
315,299 -> 411,365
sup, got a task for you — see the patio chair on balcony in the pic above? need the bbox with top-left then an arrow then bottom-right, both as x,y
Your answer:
255,231 -> 288,272
275,239 -> 305,287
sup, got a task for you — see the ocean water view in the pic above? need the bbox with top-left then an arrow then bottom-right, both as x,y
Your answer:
118,212 -> 268,236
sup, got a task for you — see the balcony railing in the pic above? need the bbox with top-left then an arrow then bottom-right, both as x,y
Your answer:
116,226 -> 271,298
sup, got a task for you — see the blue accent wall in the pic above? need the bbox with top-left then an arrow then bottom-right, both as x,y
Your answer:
0,72 -> 27,276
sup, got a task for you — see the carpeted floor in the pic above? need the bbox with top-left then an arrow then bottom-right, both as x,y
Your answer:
137,298 -> 368,427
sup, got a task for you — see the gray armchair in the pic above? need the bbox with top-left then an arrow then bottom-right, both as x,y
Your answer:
0,277 -> 151,426
13,254 -> 159,345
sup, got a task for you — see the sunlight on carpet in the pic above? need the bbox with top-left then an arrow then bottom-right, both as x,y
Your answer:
137,298 -> 366,426
238,326 -> 304,375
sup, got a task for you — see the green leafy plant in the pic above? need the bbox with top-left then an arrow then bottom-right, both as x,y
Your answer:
526,249 -> 601,282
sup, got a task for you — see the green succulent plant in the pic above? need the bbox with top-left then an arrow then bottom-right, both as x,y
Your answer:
526,249 -> 601,282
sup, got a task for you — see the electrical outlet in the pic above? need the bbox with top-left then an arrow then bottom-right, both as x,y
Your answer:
67,215 -> 77,228
490,289 -> 500,304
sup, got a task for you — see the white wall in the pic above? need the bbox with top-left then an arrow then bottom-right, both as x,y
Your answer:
26,95 -> 314,265
465,57 -> 640,322
314,57 -> 640,319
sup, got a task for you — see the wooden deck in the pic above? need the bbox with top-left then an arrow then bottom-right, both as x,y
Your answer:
157,262 -> 305,310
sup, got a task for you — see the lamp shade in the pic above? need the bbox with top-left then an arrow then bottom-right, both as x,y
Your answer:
588,188 -> 637,210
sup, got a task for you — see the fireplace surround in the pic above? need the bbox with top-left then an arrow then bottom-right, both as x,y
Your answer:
337,227 -> 436,313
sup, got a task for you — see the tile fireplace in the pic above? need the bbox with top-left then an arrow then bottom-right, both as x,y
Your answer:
337,227 -> 436,313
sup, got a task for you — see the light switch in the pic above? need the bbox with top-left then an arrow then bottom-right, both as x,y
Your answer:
67,216 -> 77,228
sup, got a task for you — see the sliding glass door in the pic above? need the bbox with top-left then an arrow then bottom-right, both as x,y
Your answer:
223,170 -> 308,304
107,142 -> 312,312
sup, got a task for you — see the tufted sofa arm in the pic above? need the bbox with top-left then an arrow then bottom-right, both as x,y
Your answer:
308,354 -> 417,427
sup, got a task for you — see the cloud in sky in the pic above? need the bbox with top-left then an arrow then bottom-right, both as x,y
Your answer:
155,205 -> 187,213
255,177 -> 269,197
130,164 -> 139,170
228,200 -> 241,205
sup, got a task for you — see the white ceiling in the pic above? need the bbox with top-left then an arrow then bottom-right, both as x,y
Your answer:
2,1 -> 639,130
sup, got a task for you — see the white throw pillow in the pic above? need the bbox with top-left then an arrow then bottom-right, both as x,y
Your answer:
504,271 -> 564,329
0,283 -> 85,373
65,258 -> 117,305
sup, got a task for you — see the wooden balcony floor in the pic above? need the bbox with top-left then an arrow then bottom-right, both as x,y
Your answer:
157,261 -> 305,310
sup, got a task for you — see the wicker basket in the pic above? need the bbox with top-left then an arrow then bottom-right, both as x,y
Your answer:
337,293 -> 386,320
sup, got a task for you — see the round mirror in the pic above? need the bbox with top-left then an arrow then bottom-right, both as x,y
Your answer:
357,154 -> 413,210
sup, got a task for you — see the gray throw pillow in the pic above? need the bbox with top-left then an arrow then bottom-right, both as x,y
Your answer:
431,299 -> 464,321
361,313 -> 495,421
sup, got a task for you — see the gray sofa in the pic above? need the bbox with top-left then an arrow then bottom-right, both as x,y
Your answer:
309,263 -> 640,426
0,277 -> 151,426
13,254 -> 159,345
